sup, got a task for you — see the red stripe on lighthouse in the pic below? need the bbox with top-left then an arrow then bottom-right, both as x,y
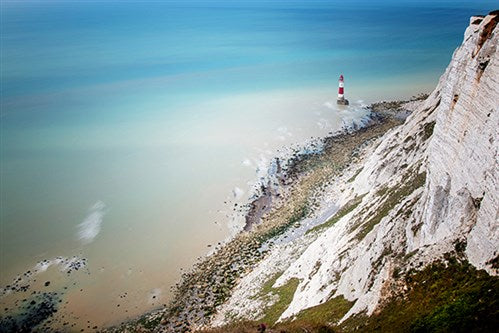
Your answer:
337,74 -> 349,105
338,74 -> 345,97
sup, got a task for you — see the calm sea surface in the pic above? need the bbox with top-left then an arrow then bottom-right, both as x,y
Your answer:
1,0 -> 495,329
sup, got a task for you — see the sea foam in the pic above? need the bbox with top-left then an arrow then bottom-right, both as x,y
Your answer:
77,201 -> 106,244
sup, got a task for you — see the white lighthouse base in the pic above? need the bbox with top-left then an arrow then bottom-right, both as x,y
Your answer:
337,98 -> 349,105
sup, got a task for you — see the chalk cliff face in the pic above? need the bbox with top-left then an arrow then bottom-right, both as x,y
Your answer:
416,14 -> 498,272
212,13 -> 498,326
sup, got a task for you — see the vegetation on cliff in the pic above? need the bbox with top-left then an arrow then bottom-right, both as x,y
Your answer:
199,257 -> 499,333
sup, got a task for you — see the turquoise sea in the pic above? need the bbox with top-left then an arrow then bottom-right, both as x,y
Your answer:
1,0 -> 496,329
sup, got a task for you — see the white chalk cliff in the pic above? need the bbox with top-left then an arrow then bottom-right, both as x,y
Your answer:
212,13 -> 498,326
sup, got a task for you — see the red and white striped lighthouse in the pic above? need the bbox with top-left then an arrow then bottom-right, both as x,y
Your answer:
337,74 -> 349,105
338,75 -> 345,98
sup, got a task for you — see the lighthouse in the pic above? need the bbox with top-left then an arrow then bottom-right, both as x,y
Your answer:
337,74 -> 349,105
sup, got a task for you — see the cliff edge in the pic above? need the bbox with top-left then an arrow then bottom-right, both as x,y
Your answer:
208,12 -> 498,331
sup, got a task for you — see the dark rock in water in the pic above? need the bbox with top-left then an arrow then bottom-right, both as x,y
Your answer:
0,292 -> 60,333
337,98 -> 349,105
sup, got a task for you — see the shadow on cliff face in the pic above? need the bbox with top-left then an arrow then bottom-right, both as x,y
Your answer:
0,292 -> 60,333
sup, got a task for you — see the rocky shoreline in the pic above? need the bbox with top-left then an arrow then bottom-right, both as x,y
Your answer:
105,96 -> 426,333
